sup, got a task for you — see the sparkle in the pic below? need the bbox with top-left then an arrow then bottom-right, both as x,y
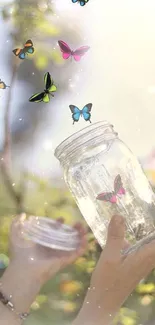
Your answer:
86,301 -> 89,304
98,305 -> 101,308
30,257 -> 34,261
53,47 -> 56,50
19,118 -> 22,121
93,287 -> 95,290
44,202 -> 48,205
32,72 -> 35,75
6,40 -> 9,43
69,83 -> 75,88
12,183 -> 15,187
1,158 -> 3,161
9,295 -> 12,298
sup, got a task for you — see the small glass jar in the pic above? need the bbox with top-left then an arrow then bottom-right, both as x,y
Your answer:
54,121 -> 155,253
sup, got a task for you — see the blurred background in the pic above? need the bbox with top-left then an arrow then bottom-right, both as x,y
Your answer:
1,0 -> 155,324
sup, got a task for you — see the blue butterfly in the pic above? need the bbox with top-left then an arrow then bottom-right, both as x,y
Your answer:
69,103 -> 92,124
72,0 -> 89,6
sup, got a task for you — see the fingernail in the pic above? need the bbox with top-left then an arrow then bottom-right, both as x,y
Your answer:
113,215 -> 124,225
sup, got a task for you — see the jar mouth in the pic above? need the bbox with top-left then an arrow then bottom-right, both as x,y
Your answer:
54,120 -> 117,163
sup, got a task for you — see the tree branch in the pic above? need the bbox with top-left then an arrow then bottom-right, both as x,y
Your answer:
0,57 -> 25,213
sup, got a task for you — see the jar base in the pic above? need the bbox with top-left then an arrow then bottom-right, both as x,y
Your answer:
123,231 -> 155,255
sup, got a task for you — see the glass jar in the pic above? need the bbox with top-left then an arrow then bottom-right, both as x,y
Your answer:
54,121 -> 155,254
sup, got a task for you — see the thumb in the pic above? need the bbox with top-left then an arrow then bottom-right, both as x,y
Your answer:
105,215 -> 126,257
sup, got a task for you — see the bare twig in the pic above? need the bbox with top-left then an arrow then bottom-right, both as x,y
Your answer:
0,57 -> 25,213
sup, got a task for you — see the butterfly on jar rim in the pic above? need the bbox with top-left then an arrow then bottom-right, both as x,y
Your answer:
58,40 -> 90,62
69,103 -> 92,124
72,0 -> 89,6
96,175 -> 126,203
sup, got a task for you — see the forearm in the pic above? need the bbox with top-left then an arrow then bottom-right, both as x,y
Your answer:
72,284 -> 121,325
0,261 -> 43,325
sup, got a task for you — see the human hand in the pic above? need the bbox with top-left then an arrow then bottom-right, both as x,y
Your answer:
74,215 -> 155,325
9,214 -> 87,283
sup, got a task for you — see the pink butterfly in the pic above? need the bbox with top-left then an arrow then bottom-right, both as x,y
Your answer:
58,40 -> 90,61
96,175 -> 126,204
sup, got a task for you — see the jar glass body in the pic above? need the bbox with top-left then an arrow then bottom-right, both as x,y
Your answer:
55,121 -> 155,247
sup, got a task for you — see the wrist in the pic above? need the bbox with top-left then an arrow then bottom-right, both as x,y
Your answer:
0,260 -> 43,314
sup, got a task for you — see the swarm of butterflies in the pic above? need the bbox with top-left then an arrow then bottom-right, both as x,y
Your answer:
1,38 -> 92,124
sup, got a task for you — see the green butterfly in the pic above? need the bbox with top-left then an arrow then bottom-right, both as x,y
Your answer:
29,72 -> 57,103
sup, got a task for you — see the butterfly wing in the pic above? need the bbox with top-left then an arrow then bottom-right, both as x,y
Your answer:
81,103 -> 92,122
19,50 -> 26,60
24,40 -> 33,47
73,46 -> 90,61
0,82 -> 5,89
12,48 -> 23,58
96,192 -> 117,203
48,84 -> 57,96
27,47 -> 34,54
114,174 -> 126,195
80,0 -> 86,5
44,72 -> 52,90
58,40 -> 72,60
69,105 -> 81,123
29,92 -> 45,102
43,93 -> 50,103
24,40 -> 34,54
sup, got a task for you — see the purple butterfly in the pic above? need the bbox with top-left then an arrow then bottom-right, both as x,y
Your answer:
58,40 -> 90,61
96,175 -> 126,204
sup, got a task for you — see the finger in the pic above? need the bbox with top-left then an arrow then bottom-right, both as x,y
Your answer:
105,215 -> 125,258
57,217 -> 64,224
73,222 -> 87,236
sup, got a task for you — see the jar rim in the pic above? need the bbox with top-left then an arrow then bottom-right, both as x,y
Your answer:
54,120 -> 116,162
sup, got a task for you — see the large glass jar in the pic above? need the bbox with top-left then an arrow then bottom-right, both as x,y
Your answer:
54,121 -> 155,253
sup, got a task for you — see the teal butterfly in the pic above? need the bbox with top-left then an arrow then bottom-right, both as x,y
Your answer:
29,72 -> 57,103
69,103 -> 92,124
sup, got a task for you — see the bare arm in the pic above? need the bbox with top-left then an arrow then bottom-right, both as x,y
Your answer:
0,261 -> 43,325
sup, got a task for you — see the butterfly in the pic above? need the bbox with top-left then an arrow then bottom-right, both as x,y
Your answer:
58,40 -> 90,61
96,175 -> 126,203
0,79 -> 10,89
12,39 -> 34,60
72,0 -> 89,6
69,103 -> 92,124
29,72 -> 57,103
